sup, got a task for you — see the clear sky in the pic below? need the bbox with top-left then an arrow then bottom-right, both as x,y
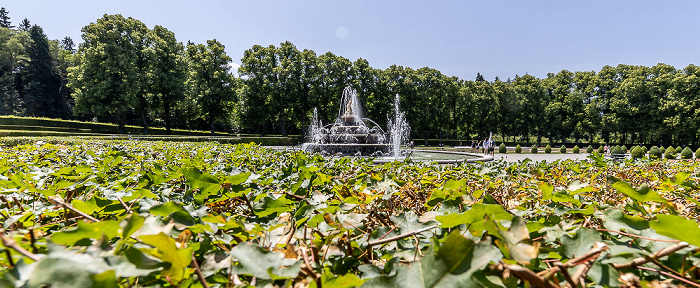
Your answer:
3,1 -> 699,80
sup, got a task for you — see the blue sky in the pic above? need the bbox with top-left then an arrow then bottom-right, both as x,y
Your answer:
4,1 -> 699,80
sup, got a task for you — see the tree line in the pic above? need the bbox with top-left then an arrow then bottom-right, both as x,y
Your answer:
1,9 -> 699,146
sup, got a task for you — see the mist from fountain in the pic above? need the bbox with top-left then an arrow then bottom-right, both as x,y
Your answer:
388,93 -> 411,158
304,87 -> 405,157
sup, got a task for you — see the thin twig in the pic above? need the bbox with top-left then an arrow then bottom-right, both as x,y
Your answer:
300,247 -> 320,287
0,229 -> 39,262
613,242 -> 689,270
597,229 -> 681,243
117,197 -> 131,214
28,228 -> 37,254
637,266 -> 700,288
4,250 -> 13,266
648,257 -> 700,286
191,253 -> 210,288
504,264 -> 559,288
239,192 -> 256,217
375,218 -> 405,242
367,225 -> 437,247
48,195 -> 99,222
555,262 -> 577,288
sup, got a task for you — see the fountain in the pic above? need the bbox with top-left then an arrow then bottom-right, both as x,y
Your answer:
302,87 -> 406,157
301,86 -> 491,164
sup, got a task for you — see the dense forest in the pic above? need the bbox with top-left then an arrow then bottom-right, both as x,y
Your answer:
1,9 -> 699,146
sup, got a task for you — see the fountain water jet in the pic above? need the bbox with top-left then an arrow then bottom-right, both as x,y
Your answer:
302,87 -> 409,157
388,93 -> 410,158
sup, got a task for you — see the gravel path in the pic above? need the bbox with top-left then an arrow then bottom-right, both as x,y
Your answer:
492,153 -> 592,162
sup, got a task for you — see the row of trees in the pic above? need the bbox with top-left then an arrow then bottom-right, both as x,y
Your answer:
240,43 -> 700,147
1,9 -> 699,146
0,9 -> 238,134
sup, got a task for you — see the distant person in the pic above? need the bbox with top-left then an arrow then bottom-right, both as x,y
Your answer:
410,141 -> 414,149
471,141 -> 476,153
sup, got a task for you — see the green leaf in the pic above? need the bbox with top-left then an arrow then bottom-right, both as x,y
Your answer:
50,220 -> 120,246
602,208 -> 649,234
436,204 -> 513,228
502,217 -> 539,265
27,258 -> 95,288
362,231 -> 501,287
224,172 -> 250,186
121,213 -> 145,239
182,167 -> 221,198
561,228 -> 601,258
149,201 -> 190,220
229,242 -> 301,280
611,181 -> 666,203
649,214 -> 700,247
139,232 -> 193,282
539,183 -> 553,201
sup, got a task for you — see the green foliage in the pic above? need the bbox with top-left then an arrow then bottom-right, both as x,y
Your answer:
631,146 -> 645,159
664,146 -> 676,159
514,144 -> 522,153
530,145 -> 538,153
572,145 -> 579,153
611,145 -> 624,155
675,146 -> 683,154
659,146 -> 665,153
696,147 -> 700,159
621,145 -> 627,153
681,147 -> 693,159
498,143 -> 506,153
649,146 -> 662,159
597,145 -> 604,153
0,138 -> 696,286
559,145 -> 566,153
544,144 -> 551,153
586,145 -> 593,153
186,40 -> 237,134
69,14 -> 150,131
642,145 -> 647,153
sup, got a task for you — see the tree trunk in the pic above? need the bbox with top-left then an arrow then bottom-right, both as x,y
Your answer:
141,109 -> 149,135
117,107 -> 125,134
164,101 -> 171,135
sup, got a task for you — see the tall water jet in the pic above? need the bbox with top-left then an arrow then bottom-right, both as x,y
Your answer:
303,86 -> 404,156
388,93 -> 411,157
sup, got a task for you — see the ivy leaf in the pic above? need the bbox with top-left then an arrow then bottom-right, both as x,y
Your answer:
649,214 -> 700,247
602,208 -> 649,234
561,228 -> 601,258
51,220 -> 120,246
224,172 -> 250,186
436,204 -> 512,228
26,258 -> 96,288
426,179 -> 467,207
502,217 -> 539,265
611,181 -> 666,203
229,242 -> 301,280
138,232 -> 193,282
182,167 -> 221,198
362,231 -> 501,287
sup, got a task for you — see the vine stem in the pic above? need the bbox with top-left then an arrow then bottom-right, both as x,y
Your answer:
613,242 -> 689,270
191,253 -> 210,288
48,195 -> 99,222
597,229 -> 680,243
637,266 -> 700,288
367,225 -> 437,247
0,229 -> 40,262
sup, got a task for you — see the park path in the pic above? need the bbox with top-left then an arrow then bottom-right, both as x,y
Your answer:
492,153 -> 592,162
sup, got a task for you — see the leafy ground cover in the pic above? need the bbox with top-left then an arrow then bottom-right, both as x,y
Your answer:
0,139 -> 698,287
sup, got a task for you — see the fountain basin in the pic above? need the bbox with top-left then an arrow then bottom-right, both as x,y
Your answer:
372,149 -> 492,164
